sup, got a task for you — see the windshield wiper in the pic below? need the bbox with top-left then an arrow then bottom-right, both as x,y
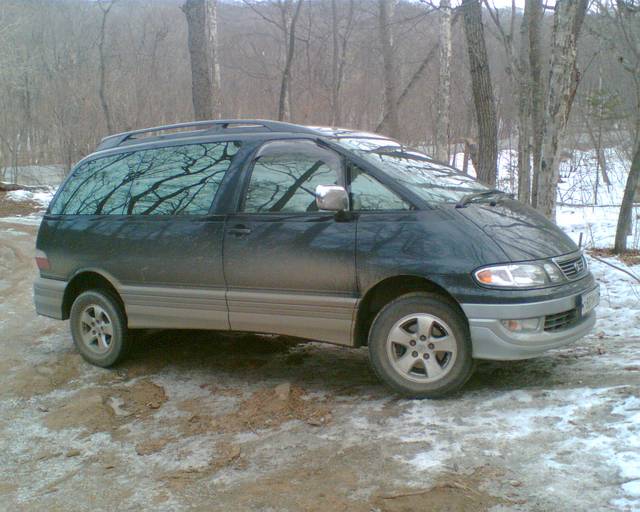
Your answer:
455,189 -> 511,208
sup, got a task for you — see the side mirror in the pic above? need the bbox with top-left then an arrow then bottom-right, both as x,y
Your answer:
315,185 -> 349,212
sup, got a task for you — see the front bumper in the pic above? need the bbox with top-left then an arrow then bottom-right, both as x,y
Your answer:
461,285 -> 599,360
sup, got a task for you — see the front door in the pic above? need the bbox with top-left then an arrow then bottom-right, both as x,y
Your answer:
223,139 -> 357,345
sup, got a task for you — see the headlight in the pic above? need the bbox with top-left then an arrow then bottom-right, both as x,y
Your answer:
474,262 -> 564,288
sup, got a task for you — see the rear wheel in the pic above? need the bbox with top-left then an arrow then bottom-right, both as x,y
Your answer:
368,292 -> 473,398
70,290 -> 130,367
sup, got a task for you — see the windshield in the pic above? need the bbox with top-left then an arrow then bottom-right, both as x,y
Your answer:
336,137 -> 488,204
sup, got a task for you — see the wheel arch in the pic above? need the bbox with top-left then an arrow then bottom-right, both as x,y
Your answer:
62,270 -> 124,320
353,275 -> 465,347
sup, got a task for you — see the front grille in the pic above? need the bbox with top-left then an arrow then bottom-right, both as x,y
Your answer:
555,254 -> 586,280
544,308 -> 579,332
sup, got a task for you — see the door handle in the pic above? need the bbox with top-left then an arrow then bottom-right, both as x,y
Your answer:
228,224 -> 252,236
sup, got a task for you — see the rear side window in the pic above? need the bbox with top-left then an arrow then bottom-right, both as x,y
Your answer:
126,142 -> 239,215
50,153 -> 138,215
51,142 -> 240,215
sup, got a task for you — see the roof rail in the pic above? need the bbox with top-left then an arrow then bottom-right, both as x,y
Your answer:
96,119 -> 320,151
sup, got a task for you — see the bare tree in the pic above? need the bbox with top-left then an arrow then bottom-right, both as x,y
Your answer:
462,0 -> 497,186
616,145 -> 640,252
330,0 -> 354,126
375,10 -> 461,135
483,0 -> 533,202
435,0 -> 452,162
602,0 -> 640,253
517,1 -> 533,204
278,0 -> 304,121
97,1 -> 115,134
378,0 -> 400,138
535,0 -> 589,220
206,0 -> 222,118
182,0 -> 214,120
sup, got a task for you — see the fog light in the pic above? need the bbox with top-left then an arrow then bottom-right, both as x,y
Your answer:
501,317 -> 541,332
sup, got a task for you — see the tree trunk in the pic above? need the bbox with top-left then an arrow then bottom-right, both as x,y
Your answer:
435,0 -> 452,162
331,0 -> 341,126
614,142 -> 640,253
517,0 -> 532,204
378,0 -> 400,138
535,0 -> 588,221
462,0 -> 497,187
278,0 -> 304,122
206,0 -> 222,118
528,0 -> 544,207
182,0 -> 214,120
98,1 -> 114,134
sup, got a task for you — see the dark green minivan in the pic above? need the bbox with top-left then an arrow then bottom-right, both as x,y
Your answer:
34,120 -> 599,397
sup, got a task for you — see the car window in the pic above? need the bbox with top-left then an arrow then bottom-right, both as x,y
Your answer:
51,142 -> 240,216
337,137 -> 488,204
243,142 -> 341,213
50,152 -> 139,215
349,165 -> 410,211
126,142 -> 240,215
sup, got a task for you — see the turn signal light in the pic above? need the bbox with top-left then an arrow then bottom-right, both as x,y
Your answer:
501,318 -> 541,332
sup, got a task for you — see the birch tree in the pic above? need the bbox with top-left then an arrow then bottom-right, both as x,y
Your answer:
535,0 -> 589,220
528,0 -> 544,207
206,0 -> 222,118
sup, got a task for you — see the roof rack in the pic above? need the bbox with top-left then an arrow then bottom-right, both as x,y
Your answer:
96,119 -> 320,151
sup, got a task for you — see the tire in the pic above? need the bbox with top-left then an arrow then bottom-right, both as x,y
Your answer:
70,289 -> 130,367
368,292 -> 474,399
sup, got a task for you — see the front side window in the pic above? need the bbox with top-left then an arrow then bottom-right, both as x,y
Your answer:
126,142 -> 239,215
337,137 -> 488,204
349,164 -> 410,211
243,141 -> 342,213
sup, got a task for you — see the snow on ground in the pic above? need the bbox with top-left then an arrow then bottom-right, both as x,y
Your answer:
1,166 -> 640,510
586,255 -> 640,338
5,187 -> 56,209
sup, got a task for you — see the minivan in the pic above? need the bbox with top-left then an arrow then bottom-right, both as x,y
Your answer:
34,120 -> 599,398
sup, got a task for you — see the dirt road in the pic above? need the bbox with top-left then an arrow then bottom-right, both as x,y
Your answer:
1,205 -> 639,511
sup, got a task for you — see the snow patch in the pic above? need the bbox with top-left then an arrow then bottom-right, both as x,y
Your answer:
6,187 -> 56,208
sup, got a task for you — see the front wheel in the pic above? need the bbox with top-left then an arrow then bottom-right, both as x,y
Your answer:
368,293 -> 474,398
70,289 -> 130,367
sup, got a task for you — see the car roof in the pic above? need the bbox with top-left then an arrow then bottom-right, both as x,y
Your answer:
95,119 -> 388,153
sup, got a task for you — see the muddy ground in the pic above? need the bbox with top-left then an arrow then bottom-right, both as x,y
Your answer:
1,206 -> 639,511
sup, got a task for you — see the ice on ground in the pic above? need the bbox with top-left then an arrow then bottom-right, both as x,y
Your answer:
622,480 -> 640,497
0,214 -> 45,226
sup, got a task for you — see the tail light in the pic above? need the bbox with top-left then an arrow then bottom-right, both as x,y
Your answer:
35,249 -> 50,271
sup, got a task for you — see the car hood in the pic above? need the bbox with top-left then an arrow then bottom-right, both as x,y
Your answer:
456,199 -> 578,261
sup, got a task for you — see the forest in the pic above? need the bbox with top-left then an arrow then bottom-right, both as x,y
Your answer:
0,0 -> 639,251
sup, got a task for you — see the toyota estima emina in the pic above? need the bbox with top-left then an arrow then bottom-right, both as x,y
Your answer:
34,120 -> 599,398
